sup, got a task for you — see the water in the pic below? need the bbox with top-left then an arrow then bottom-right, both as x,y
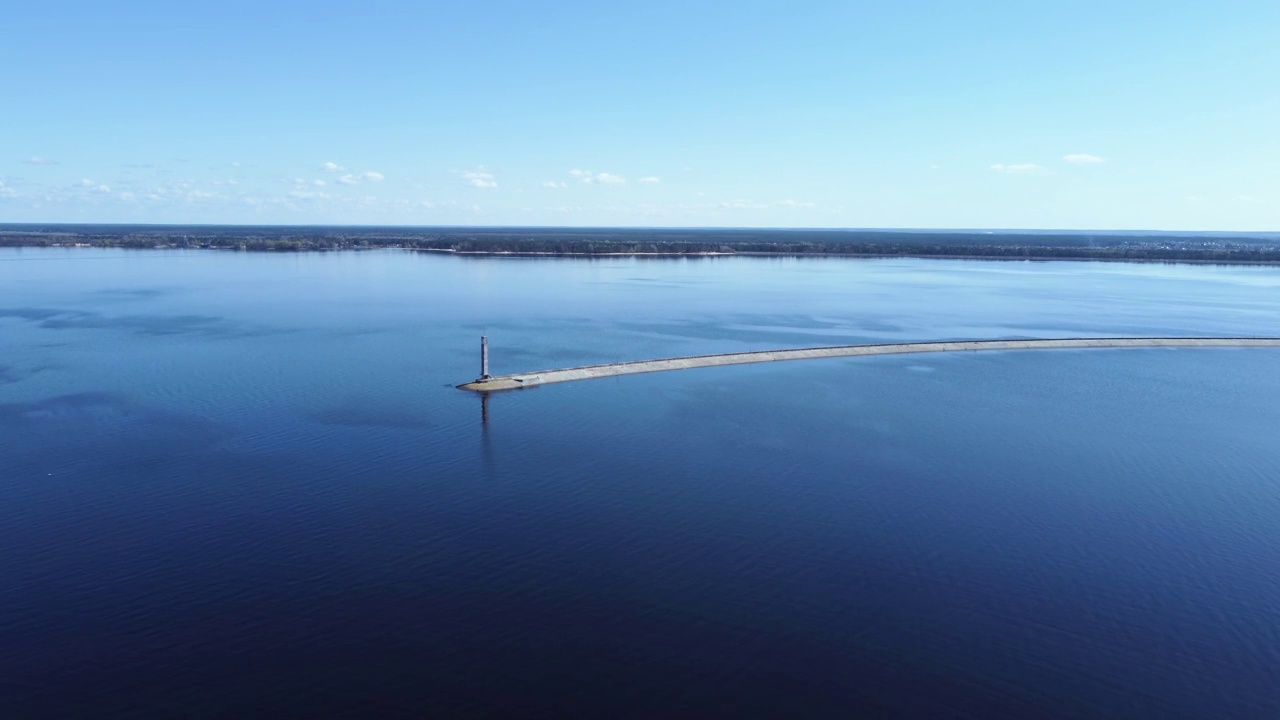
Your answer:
2,248 -> 1279,718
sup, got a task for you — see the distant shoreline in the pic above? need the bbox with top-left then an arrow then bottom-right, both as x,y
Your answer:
419,248 -> 1280,265
4,244 -> 1280,266
4,225 -> 1280,265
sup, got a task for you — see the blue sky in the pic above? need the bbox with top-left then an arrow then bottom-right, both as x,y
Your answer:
2,0 -> 1277,229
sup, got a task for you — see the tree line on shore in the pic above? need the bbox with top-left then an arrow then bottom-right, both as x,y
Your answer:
3,229 -> 1280,263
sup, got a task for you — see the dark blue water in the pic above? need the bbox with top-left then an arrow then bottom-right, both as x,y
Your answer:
2,248 -> 1279,718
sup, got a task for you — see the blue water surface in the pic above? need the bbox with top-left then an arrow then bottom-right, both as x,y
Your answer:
2,248 -> 1278,718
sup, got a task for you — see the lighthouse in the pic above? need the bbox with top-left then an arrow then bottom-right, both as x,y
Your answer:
480,335 -> 491,380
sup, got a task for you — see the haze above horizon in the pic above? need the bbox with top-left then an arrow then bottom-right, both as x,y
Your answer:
3,1 -> 1277,230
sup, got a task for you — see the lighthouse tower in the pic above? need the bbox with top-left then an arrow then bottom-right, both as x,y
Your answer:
479,336 -> 491,380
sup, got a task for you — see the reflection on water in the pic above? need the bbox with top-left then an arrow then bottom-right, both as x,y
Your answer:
2,249 -> 1279,718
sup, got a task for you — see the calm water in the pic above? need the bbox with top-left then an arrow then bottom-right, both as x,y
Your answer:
2,248 -> 1279,718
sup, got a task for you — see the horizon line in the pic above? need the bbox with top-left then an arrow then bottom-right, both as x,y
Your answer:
2,222 -> 1278,236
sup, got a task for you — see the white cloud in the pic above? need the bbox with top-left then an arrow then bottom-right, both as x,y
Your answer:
314,179 -> 326,187
570,169 -> 626,185
778,199 -> 817,208
0,180 -> 17,198
542,180 -> 567,189
77,179 -> 111,193
1063,153 -> 1106,165
337,171 -> 385,185
638,177 -> 661,184
321,161 -> 345,172
24,156 -> 59,166
463,166 -> 497,188
117,192 -> 137,201
289,189 -> 329,200
990,163 -> 1041,174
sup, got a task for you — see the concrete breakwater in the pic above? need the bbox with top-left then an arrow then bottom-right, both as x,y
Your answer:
457,337 -> 1280,392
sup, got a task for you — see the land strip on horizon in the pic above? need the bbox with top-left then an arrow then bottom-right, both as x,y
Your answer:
4,225 -> 1280,264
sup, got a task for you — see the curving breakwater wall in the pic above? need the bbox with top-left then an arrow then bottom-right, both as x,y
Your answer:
457,337 -> 1280,392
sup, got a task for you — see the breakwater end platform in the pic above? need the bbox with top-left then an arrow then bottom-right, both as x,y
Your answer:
457,337 -> 1280,392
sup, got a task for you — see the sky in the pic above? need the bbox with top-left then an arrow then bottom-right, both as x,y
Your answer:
2,0 -> 1277,230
